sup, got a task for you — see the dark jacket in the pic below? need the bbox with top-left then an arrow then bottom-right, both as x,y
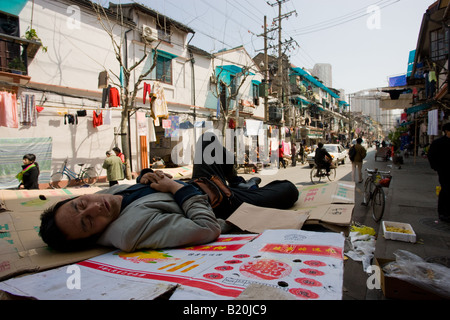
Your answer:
21,164 -> 40,189
428,135 -> 450,174
314,147 -> 331,166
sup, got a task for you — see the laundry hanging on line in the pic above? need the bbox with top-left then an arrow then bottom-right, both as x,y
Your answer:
93,110 -> 103,128
20,94 -> 37,126
0,91 -> 18,128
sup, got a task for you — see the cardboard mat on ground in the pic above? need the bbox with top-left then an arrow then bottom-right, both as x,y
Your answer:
227,181 -> 355,235
292,181 -> 355,231
0,188 -> 113,281
0,229 -> 345,300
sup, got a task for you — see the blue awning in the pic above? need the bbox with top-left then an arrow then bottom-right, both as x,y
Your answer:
406,102 -> 431,114
407,50 -> 415,77
155,49 -> 178,60
290,67 -> 340,99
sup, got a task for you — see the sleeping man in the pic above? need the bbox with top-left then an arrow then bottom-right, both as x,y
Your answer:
39,132 -> 299,252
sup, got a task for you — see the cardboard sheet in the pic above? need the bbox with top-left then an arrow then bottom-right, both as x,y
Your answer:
0,230 -> 345,300
291,181 -> 355,229
226,203 -> 309,233
0,188 -> 112,281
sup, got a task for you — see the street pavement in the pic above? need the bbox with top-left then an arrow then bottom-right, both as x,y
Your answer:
239,147 -> 449,300
97,147 -> 449,300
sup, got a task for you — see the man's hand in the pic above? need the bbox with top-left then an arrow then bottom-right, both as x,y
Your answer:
140,170 -> 173,185
140,171 -> 182,194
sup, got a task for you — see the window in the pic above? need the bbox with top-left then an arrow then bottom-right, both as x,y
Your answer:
156,55 -> 172,84
430,28 -> 449,61
157,24 -> 171,43
252,83 -> 259,106
230,75 -> 237,97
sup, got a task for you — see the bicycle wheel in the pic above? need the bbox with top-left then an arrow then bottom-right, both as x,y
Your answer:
81,167 -> 98,186
49,172 -> 71,189
327,168 -> 336,181
372,186 -> 385,222
362,179 -> 375,206
310,167 -> 322,184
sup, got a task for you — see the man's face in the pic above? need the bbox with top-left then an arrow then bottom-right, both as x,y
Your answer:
55,194 -> 122,240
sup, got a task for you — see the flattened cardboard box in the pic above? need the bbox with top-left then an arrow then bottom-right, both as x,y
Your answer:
0,188 -> 112,281
292,182 -> 355,229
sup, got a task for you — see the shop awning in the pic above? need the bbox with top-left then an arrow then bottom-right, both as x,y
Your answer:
406,102 -> 432,114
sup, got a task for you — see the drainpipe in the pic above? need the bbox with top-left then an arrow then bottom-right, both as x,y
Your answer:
187,33 -> 197,146
124,28 -> 133,172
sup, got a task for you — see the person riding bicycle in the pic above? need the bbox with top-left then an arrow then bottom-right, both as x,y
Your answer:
314,142 -> 332,175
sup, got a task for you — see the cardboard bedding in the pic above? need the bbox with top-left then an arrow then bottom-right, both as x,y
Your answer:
0,181 -> 354,300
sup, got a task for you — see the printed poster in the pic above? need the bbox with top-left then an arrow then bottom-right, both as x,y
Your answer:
0,230 -> 345,300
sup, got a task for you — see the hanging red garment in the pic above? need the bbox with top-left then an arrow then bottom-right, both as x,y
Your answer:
109,87 -> 120,107
0,92 -> 18,128
143,82 -> 151,104
93,110 -> 103,128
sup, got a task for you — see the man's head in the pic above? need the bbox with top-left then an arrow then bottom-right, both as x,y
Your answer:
443,122 -> 450,137
112,147 -> 121,155
318,142 -> 324,148
40,193 -> 122,251
356,138 -> 363,144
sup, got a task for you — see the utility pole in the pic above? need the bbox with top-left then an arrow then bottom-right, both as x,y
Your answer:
267,0 -> 297,124
264,15 -> 269,123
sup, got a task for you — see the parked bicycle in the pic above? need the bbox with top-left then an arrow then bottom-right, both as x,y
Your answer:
310,164 -> 336,184
361,168 -> 392,222
49,158 -> 98,189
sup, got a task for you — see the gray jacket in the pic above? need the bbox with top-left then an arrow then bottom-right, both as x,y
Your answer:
95,184 -> 222,252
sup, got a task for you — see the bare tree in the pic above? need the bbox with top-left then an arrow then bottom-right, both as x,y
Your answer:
210,61 -> 254,142
91,1 -> 160,179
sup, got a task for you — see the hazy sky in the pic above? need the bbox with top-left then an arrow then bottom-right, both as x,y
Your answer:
112,0 -> 436,96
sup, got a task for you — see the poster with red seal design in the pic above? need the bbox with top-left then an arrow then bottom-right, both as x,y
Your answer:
0,230 -> 345,300
195,229 -> 345,300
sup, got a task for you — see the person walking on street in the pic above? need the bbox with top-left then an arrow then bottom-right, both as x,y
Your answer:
350,138 -> 367,183
299,143 -> 305,164
17,154 -> 40,189
103,151 -> 124,187
314,142 -> 332,174
112,147 -> 125,163
427,122 -> 450,223
278,144 -> 286,169
291,142 -> 297,167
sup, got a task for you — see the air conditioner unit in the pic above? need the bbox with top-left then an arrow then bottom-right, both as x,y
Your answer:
142,24 -> 158,42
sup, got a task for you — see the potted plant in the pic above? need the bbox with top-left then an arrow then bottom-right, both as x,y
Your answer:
24,27 -> 47,52
8,57 -> 26,74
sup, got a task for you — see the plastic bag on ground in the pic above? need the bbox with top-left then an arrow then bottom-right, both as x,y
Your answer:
382,250 -> 450,299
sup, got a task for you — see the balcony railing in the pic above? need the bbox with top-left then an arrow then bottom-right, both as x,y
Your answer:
0,33 -> 42,76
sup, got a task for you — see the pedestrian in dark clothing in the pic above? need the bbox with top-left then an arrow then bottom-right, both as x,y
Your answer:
299,143 -> 305,164
17,154 -> 40,189
314,143 -> 332,174
291,143 -> 297,167
428,122 -> 450,223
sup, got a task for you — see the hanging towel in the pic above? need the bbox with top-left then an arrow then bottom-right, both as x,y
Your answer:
0,92 -> 18,128
427,109 -> 438,136
103,109 -> 112,125
20,94 -> 37,126
120,67 -> 125,88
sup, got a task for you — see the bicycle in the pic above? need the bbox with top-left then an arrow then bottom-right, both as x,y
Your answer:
49,158 -> 98,189
310,164 -> 336,184
361,168 -> 392,222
